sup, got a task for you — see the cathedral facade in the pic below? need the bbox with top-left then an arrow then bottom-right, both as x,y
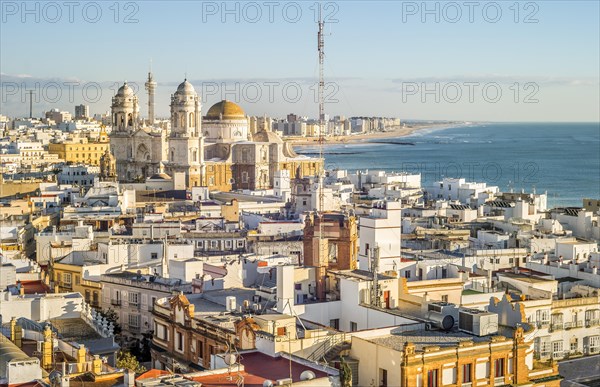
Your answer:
109,82 -> 165,182
109,76 -> 322,190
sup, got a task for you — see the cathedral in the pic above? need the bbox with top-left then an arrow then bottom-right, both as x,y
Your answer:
109,74 -> 321,191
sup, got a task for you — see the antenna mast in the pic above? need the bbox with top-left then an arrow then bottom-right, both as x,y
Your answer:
317,4 -> 325,213
27,90 -> 34,118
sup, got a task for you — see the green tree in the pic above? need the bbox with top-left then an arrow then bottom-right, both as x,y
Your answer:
116,350 -> 146,374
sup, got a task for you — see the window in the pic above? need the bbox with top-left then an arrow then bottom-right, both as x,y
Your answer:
571,338 -> 578,352
404,270 -> 411,278
277,327 -> 287,336
379,368 -> 388,387
329,319 -> 339,330
350,321 -> 358,332
462,363 -> 472,383
441,295 -> 449,303
85,290 -> 91,303
588,336 -> 600,354
494,358 -> 505,377
75,275 -> 80,285
427,369 -> 439,387
128,314 -> 140,328
128,292 -> 139,306
552,341 -> 563,358
62,273 -> 72,284
198,340 -> 204,359
176,331 -> 184,351
151,252 -> 158,259
365,243 -> 370,255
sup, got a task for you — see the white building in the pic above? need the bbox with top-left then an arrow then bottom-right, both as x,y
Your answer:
358,200 -> 402,272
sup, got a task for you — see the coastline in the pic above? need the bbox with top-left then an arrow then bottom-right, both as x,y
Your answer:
288,122 -> 468,146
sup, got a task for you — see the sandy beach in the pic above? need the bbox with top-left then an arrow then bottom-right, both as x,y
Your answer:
288,122 -> 466,146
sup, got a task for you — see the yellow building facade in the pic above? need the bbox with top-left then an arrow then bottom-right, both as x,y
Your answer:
53,262 -> 102,308
48,130 -> 110,166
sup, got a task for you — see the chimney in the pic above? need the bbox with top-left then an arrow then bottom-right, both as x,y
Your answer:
42,325 -> 53,369
76,344 -> 87,372
124,369 -> 135,387
92,355 -> 102,375
10,317 -> 22,347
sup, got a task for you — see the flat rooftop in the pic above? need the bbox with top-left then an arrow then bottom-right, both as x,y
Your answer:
369,329 -> 493,352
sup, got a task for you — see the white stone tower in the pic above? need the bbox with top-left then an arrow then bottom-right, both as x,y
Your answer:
111,82 -> 139,132
166,79 -> 204,187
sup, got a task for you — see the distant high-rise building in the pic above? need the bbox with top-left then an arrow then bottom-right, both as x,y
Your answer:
287,113 -> 298,122
75,104 -> 89,119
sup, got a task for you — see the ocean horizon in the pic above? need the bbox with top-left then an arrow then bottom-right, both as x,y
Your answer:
296,122 -> 600,208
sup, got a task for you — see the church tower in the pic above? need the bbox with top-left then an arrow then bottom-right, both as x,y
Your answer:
165,79 -> 204,187
111,82 -> 139,132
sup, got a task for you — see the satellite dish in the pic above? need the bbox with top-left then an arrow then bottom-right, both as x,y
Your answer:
224,353 -> 237,365
263,381 -> 274,387
300,370 -> 316,381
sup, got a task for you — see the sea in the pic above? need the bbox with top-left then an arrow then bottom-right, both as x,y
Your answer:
295,122 -> 600,208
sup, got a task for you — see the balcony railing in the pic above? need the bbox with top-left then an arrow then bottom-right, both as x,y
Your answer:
110,299 -> 122,306
586,319 -> 599,327
550,323 -> 564,331
60,282 -> 72,289
128,324 -> 141,333
461,383 -> 473,387
494,377 -> 505,386
536,322 -> 550,329
564,321 -> 584,329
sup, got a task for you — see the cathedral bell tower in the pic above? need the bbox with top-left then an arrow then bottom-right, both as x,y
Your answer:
111,82 -> 139,132
165,79 -> 204,187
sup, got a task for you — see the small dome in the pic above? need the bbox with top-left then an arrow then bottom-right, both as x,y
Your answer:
175,79 -> 196,95
116,82 -> 134,97
206,100 -> 245,120
149,173 -> 172,180
252,129 -> 283,143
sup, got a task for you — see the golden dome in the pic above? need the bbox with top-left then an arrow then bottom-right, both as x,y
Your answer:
205,100 -> 245,120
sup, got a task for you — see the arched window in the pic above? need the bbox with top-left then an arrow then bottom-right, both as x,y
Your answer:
193,150 -> 197,162
189,113 -> 195,127
171,149 -> 175,161
181,114 -> 186,128
127,113 -> 133,126
173,113 -> 178,128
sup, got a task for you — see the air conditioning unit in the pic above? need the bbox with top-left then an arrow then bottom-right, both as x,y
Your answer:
225,296 -> 237,312
458,308 -> 498,336
276,378 -> 293,386
425,301 -> 459,329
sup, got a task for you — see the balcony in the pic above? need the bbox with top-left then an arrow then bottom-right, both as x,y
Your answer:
536,322 -> 550,329
128,324 -> 141,333
585,319 -> 599,327
564,321 -> 584,329
550,323 -> 564,331
461,383 -> 473,387
494,377 -> 506,386
60,282 -> 73,290
129,302 -> 140,310
110,299 -> 122,306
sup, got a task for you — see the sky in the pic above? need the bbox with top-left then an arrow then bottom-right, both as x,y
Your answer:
1,0 -> 599,121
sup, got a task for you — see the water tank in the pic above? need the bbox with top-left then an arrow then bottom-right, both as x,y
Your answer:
426,311 -> 455,331
225,296 -> 236,312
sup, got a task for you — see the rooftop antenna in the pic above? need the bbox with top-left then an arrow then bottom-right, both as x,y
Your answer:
317,4 -> 326,273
